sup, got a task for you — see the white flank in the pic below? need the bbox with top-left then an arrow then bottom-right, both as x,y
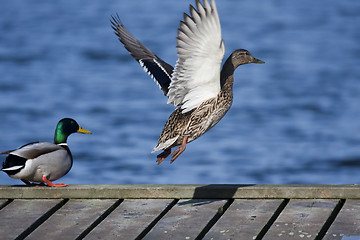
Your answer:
152,137 -> 178,152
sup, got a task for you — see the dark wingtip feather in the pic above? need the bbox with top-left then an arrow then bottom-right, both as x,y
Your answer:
110,12 -> 173,96
110,13 -> 121,30
196,0 -> 205,12
0,150 -> 14,155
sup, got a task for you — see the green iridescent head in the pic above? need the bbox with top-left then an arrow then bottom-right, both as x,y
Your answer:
54,118 -> 92,144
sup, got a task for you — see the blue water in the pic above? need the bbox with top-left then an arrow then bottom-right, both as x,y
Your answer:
0,0 -> 359,185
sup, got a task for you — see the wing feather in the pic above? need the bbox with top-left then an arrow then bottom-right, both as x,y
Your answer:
111,15 -> 173,96
10,142 -> 62,159
167,0 -> 225,113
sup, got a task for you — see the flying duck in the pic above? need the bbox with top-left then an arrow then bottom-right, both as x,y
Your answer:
1,118 -> 92,187
111,0 -> 264,164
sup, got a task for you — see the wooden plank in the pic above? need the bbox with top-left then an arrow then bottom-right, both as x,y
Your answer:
324,200 -> 360,240
26,199 -> 117,240
84,199 -> 173,240
204,199 -> 283,239
263,199 -> 338,239
143,199 -> 227,240
0,199 -> 8,209
1,184 -> 360,199
0,199 -> 62,240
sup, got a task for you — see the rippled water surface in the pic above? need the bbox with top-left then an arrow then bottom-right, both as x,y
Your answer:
0,0 -> 360,185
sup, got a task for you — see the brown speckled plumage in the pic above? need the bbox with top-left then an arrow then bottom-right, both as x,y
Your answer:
111,1 -> 264,164
153,50 -> 264,164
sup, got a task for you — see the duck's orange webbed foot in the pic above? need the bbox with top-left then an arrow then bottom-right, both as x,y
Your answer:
42,176 -> 69,187
170,136 -> 188,163
156,148 -> 171,165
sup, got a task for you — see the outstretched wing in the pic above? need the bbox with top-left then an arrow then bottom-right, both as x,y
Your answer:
111,14 -> 173,96
167,0 -> 225,113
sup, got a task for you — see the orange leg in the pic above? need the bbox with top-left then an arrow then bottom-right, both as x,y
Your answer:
170,136 -> 188,163
156,148 -> 171,165
21,179 -> 45,187
21,179 -> 33,186
42,176 -> 68,187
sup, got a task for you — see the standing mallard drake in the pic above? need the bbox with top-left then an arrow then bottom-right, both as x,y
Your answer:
1,118 -> 91,187
111,0 -> 264,164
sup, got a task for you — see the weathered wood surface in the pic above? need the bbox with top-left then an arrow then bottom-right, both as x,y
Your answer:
143,199 -> 227,240
203,199 -> 283,239
0,184 -> 359,199
263,199 -> 338,239
0,199 -> 63,240
325,200 -> 360,240
26,199 -> 117,240
0,185 -> 359,239
84,199 -> 174,240
0,199 -> 8,209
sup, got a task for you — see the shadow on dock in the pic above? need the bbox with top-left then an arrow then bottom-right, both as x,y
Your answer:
179,184 -> 255,206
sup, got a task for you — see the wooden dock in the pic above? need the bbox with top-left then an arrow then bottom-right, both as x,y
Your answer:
0,184 -> 359,240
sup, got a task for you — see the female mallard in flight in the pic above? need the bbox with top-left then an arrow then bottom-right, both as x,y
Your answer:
111,0 -> 264,164
1,118 -> 91,187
